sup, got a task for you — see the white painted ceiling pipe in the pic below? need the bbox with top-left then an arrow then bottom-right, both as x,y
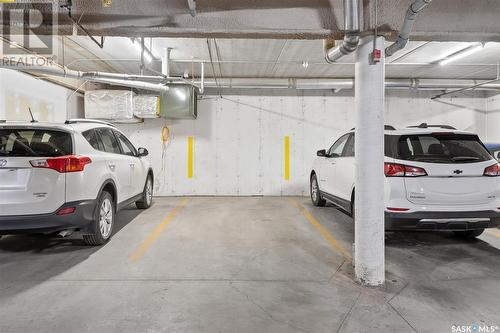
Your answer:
193,78 -> 500,91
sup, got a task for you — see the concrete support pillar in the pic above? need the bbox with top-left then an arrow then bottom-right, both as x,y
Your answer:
354,36 -> 385,286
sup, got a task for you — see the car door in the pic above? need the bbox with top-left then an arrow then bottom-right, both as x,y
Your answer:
320,134 -> 349,195
95,127 -> 132,203
332,133 -> 355,201
114,130 -> 145,197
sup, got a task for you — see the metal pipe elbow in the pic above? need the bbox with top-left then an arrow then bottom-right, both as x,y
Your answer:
325,34 -> 360,63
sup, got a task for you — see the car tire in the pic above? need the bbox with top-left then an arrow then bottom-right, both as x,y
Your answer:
310,174 -> 326,207
136,175 -> 153,209
453,229 -> 484,238
83,191 -> 115,246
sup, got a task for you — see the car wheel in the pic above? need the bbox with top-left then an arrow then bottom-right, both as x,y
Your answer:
453,229 -> 484,238
83,191 -> 115,246
310,174 -> 326,207
136,175 -> 153,209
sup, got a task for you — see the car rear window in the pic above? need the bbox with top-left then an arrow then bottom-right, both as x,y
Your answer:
0,128 -> 72,157
386,133 -> 492,163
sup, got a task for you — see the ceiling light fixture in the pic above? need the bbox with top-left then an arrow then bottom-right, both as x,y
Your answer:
439,43 -> 484,66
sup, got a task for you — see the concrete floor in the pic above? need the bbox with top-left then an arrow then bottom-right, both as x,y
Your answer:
1,197 -> 500,333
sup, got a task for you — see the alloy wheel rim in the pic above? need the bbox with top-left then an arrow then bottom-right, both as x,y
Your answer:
146,179 -> 153,205
99,198 -> 113,238
311,178 -> 318,201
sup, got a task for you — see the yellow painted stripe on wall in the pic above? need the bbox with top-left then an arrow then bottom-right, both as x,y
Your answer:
187,136 -> 194,178
284,136 -> 290,181
156,97 -> 161,116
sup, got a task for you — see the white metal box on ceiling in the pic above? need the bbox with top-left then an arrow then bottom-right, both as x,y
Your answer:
158,85 -> 197,119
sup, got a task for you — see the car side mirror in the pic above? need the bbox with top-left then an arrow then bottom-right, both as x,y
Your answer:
317,149 -> 327,157
138,147 -> 149,157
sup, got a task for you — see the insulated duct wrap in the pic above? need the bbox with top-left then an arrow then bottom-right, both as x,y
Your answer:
85,90 -> 136,122
133,95 -> 160,118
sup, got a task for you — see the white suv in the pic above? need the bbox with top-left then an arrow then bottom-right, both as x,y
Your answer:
310,124 -> 500,238
0,120 -> 153,245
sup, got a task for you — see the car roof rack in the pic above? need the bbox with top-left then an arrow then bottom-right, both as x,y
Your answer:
350,125 -> 396,131
65,119 -> 116,127
407,123 -> 456,130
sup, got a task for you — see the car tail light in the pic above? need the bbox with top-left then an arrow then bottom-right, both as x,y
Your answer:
30,155 -> 92,173
56,207 -> 76,215
484,163 -> 500,177
386,207 -> 410,212
384,163 -> 427,177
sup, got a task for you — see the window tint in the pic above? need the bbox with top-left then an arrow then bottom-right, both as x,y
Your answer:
0,128 -> 72,157
343,134 -> 355,157
330,134 -> 395,157
115,131 -> 137,156
82,129 -> 101,151
385,135 -> 395,157
328,134 -> 349,157
96,128 -> 121,154
394,133 -> 491,163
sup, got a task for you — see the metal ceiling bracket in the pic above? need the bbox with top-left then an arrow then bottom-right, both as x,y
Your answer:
61,1 -> 105,49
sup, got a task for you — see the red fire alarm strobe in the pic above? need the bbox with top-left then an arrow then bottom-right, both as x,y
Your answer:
372,49 -> 382,63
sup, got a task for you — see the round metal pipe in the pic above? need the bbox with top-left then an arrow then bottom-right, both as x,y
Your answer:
385,0 -> 432,57
325,0 -> 361,63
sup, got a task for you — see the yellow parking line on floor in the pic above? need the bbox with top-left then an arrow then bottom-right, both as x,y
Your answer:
486,229 -> 500,238
290,199 -> 352,260
129,198 -> 189,263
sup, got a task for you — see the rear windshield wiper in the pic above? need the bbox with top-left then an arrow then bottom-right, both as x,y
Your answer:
400,155 -> 452,163
451,156 -> 480,162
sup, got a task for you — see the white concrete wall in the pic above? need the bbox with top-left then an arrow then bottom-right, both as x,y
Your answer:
486,94 -> 500,143
0,69 -> 83,121
117,91 -> 488,196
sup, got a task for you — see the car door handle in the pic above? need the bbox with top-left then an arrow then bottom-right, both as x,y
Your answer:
129,163 -> 135,168
108,164 -> 116,171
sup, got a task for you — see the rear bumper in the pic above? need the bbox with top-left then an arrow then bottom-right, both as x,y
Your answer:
0,200 -> 97,234
385,210 -> 500,231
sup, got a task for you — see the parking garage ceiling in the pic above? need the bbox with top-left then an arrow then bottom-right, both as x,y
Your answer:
7,0 -> 500,41
59,37 -> 500,81
1,0 -> 500,88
